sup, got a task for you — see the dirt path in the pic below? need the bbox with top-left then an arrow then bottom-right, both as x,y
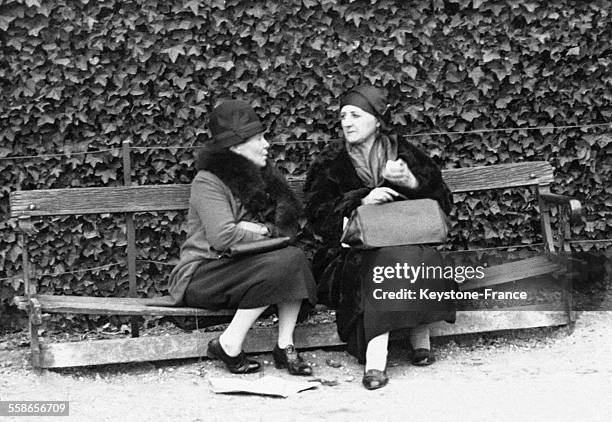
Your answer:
1,308 -> 612,422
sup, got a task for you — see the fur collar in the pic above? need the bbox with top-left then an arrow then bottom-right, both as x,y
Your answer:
307,135 -> 452,214
195,149 -> 301,233
196,149 -> 268,213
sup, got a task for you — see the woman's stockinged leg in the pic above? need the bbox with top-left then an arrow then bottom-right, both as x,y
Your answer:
219,306 -> 267,356
410,324 -> 431,350
365,331 -> 389,371
410,324 -> 435,366
274,300 -> 313,376
363,332 -> 390,390
277,300 -> 302,348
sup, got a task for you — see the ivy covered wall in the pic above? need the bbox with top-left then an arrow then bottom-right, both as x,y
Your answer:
1,0 -> 610,319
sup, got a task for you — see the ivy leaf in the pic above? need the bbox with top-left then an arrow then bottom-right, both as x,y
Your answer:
522,3 -> 538,13
468,67 -> 485,85
184,0 -> 199,15
36,115 -> 55,125
495,97 -> 512,109
461,110 -> 481,122
11,277 -> 23,291
209,57 -> 235,71
402,65 -> 418,80
482,51 -> 500,63
83,228 -> 98,239
162,45 -> 185,63
53,58 -> 71,66
27,17 -> 47,36
85,154 -> 104,167
95,169 -> 117,183
173,76 -> 191,90
0,15 -> 16,31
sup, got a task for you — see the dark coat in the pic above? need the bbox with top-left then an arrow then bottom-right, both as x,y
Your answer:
304,136 -> 451,307
304,134 -> 453,340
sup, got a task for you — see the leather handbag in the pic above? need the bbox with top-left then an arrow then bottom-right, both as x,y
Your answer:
340,199 -> 449,249
221,236 -> 291,258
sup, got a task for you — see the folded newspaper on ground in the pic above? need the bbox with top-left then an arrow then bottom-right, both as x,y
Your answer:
208,375 -> 318,398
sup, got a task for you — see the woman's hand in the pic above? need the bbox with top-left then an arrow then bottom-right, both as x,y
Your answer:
236,221 -> 269,236
382,159 -> 419,189
361,187 -> 401,205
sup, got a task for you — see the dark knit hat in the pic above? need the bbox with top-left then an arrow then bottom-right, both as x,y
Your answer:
208,100 -> 264,149
340,85 -> 390,123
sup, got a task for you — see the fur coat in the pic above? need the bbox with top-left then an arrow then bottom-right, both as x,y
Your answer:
304,135 -> 452,308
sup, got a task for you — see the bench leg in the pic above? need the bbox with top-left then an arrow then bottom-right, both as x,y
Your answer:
561,276 -> 576,329
552,269 -> 576,331
28,298 -> 43,368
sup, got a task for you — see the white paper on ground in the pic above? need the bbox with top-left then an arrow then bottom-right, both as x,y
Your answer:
208,375 -> 318,398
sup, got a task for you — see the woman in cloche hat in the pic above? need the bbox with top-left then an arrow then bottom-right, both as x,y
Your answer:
168,100 -> 316,376
305,85 -> 456,389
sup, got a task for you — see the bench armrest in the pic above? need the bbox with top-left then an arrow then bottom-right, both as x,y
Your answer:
539,191 -> 583,222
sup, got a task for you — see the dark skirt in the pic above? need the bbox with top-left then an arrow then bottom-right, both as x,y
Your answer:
337,245 -> 456,362
184,246 -> 317,310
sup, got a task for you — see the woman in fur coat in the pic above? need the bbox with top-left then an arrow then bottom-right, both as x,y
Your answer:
305,85 -> 456,390
168,100 -> 316,376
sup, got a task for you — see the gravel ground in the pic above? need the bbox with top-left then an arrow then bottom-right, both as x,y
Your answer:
1,305 -> 612,422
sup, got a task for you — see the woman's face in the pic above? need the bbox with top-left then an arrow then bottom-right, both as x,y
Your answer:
230,132 -> 269,167
340,105 -> 379,145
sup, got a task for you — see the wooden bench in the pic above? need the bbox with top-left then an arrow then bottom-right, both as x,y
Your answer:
11,145 -> 582,368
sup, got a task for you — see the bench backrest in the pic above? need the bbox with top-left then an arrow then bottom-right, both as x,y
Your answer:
10,161 -> 553,218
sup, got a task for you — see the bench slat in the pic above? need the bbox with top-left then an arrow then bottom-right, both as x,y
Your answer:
38,322 -> 341,368
10,185 -> 191,217
459,256 -> 562,291
10,162 -> 553,217
441,161 -> 553,193
13,295 -> 234,317
35,309 -> 569,368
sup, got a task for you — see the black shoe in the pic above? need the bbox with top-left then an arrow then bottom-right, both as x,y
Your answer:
272,344 -> 313,376
412,348 -> 436,366
206,338 -> 261,374
362,369 -> 389,390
